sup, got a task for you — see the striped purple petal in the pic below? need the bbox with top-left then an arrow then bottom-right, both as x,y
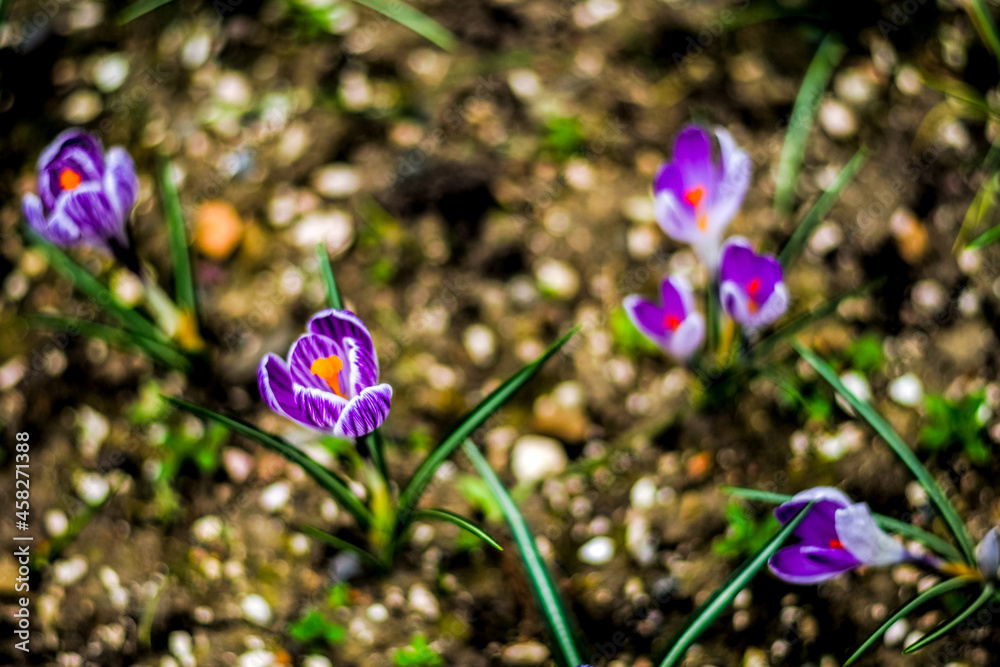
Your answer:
103,147 -> 139,221
258,353 -> 309,424
289,334 -> 342,393
344,335 -> 379,396
24,192 -> 81,245
59,183 -> 121,242
294,385 -> 349,430
335,384 -> 393,438
37,129 -> 106,210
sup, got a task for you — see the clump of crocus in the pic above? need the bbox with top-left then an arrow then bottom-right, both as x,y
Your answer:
626,123 -> 788,362
719,237 -> 788,332
768,487 -> 917,584
22,129 -> 138,256
653,124 -> 751,268
258,308 -> 393,438
623,275 -> 704,360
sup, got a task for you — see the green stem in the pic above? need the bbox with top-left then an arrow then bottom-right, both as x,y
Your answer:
143,280 -> 181,337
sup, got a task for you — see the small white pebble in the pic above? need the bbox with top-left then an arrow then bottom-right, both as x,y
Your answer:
53,556 -> 89,586
241,595 -> 273,626
366,603 -> 388,622
578,535 -> 615,565
259,481 -> 291,513
889,373 -> 923,408
192,515 -> 224,543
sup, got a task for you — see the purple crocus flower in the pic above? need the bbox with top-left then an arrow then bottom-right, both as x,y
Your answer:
719,237 -> 788,331
653,124 -> 751,267
258,309 -> 393,438
22,129 -> 139,251
623,274 -> 704,360
768,487 -> 912,585
977,528 -> 998,580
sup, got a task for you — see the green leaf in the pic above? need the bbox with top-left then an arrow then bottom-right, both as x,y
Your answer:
362,429 -> 388,481
412,508 -> 503,551
793,343 -> 977,564
396,327 -> 578,524
967,0 -> 1000,66
316,243 -> 345,310
722,486 -> 965,563
657,501 -> 815,667
779,146 -> 868,268
844,577 -> 976,665
118,0 -> 173,24
774,34 -> 847,216
348,0 -> 457,51
463,440 -> 582,667
165,397 -> 373,528
751,279 -> 880,360
28,314 -> 189,371
160,159 -> 197,314
301,525 -> 384,571
28,231 -> 166,343
967,220 -> 1000,249
903,584 -> 995,653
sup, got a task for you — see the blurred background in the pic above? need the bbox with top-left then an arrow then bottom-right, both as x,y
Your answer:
1,0 -> 1000,664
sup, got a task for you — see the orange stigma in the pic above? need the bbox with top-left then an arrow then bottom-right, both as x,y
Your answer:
662,314 -> 681,332
746,278 -> 760,296
683,185 -> 704,207
829,539 -> 843,549
59,168 -> 82,190
310,355 -> 345,397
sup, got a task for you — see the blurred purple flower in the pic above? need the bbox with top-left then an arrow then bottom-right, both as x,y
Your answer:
624,274 -> 704,360
22,129 -> 138,250
258,309 -> 393,438
653,124 -> 751,267
977,528 -> 998,580
719,237 -> 788,331
768,487 -> 912,585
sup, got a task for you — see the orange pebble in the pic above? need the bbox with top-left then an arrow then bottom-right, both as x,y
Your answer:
194,200 -> 244,260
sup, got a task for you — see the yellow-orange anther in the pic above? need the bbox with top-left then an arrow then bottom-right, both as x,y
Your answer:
310,355 -> 345,397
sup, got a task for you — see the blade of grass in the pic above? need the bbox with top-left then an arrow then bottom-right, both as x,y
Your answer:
160,159 -> 197,314
28,231 -> 167,343
723,487 -> 964,563
966,0 -> 1000,65
955,142 -> 1000,250
778,146 -> 869,268
29,314 -> 189,371
349,0 -> 457,51
967,220 -> 1000,249
751,277 -> 880,359
166,397 -> 373,528
903,584 -> 994,653
396,326 -> 578,523
301,525 -> 384,571
118,0 -> 173,24
316,243 -> 345,310
774,34 -> 847,216
362,429 -> 388,481
412,508 -> 503,551
844,577 -> 977,665
793,342 -> 977,564
463,440 -> 582,667
657,501 -> 815,667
